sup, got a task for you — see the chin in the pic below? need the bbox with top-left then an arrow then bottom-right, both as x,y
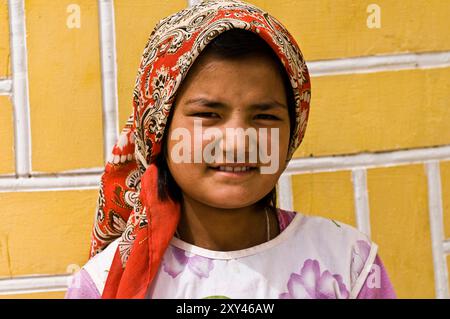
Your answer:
201,192 -> 263,209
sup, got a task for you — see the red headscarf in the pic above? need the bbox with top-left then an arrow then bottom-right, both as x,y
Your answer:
88,0 -> 311,298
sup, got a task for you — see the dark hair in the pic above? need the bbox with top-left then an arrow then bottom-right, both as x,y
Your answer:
156,29 -> 296,212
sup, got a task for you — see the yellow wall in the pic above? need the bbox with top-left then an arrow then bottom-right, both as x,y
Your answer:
0,0 -> 9,78
0,0 -> 449,298
0,291 -> 66,299
293,68 -> 450,159
0,191 -> 98,276
0,96 -> 14,174
27,0 -> 104,172
252,0 -> 450,60
115,0 -> 189,126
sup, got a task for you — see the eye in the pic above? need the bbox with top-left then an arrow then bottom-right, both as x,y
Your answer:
254,114 -> 280,121
193,112 -> 220,118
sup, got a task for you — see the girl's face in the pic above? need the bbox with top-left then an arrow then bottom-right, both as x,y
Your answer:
166,52 -> 291,209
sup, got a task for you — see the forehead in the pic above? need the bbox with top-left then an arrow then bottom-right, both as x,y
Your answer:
176,52 -> 288,105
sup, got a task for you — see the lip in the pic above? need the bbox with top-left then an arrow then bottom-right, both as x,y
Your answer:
207,165 -> 259,177
208,163 -> 259,168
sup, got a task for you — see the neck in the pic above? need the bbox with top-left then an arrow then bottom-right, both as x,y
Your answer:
176,195 -> 279,251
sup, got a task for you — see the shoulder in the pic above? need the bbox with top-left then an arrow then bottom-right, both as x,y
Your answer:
80,237 -> 121,296
281,210 -> 379,298
290,211 -> 375,251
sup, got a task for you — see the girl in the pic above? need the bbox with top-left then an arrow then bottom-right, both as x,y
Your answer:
66,0 -> 395,299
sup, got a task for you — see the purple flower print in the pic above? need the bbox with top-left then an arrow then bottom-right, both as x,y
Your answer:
280,259 -> 349,299
163,246 -> 214,279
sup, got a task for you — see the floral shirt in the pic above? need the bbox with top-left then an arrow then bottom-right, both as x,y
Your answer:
66,210 -> 396,299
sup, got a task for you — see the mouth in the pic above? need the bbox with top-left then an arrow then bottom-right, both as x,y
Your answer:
208,164 -> 259,174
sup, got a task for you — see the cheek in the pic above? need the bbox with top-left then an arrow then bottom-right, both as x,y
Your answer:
165,124 -> 211,196
264,126 -> 290,168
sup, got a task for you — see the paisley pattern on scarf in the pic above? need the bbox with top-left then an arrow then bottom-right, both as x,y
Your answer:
88,0 -> 311,298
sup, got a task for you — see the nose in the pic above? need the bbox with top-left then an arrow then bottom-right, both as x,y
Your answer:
219,115 -> 257,163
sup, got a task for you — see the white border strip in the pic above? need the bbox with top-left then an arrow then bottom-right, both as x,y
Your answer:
277,174 -> 294,211
0,171 -> 102,192
0,274 -> 72,295
352,168 -> 371,237
0,78 -> 12,95
1,145 -> 449,192
425,161 -> 449,299
98,0 -> 119,162
308,51 -> 450,77
8,0 -> 32,177
285,145 -> 450,175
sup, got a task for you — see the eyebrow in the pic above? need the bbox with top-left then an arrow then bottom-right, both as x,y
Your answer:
184,97 -> 287,111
